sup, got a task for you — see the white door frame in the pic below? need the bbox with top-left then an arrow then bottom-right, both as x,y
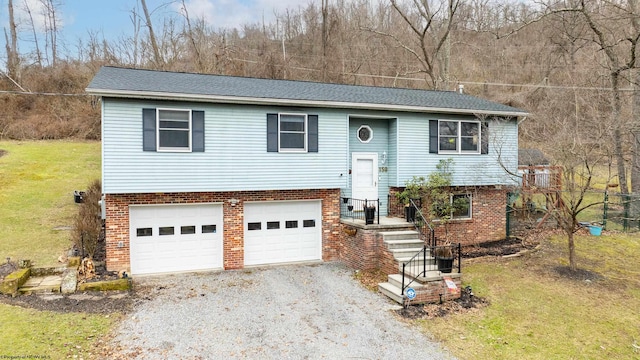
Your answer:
352,152 -> 379,207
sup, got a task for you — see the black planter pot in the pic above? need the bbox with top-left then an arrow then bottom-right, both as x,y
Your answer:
405,205 -> 416,222
437,257 -> 454,273
364,206 -> 376,225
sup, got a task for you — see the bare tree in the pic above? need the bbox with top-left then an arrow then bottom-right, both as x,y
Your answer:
366,0 -> 461,89
140,0 -> 164,69
4,0 -> 20,80
22,0 -> 43,67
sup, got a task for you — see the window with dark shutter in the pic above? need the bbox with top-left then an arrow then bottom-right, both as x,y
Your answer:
267,113 -> 318,153
142,108 -> 204,152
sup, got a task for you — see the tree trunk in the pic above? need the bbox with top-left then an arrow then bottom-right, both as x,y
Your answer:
633,69 -> 640,192
6,0 -> 19,80
140,0 -> 163,69
567,229 -> 576,271
611,74 -> 629,194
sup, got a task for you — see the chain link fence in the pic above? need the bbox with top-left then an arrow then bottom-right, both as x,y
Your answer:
506,191 -> 640,237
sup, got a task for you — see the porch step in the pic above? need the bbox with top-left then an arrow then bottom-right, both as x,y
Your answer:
379,230 -> 420,241
18,275 -> 62,295
378,281 -> 404,303
383,239 -> 424,249
389,247 -> 426,258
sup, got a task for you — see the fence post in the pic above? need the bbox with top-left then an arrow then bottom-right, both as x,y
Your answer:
603,192 -> 608,230
623,194 -> 630,231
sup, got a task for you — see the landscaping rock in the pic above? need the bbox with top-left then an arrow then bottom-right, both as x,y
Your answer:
0,268 -> 31,296
61,270 -> 77,294
78,278 -> 130,292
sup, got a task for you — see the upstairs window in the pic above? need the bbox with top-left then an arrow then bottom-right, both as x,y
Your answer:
267,113 -> 318,153
430,119 -> 487,155
279,114 -> 307,152
142,108 -> 205,153
158,109 -> 191,151
439,120 -> 480,154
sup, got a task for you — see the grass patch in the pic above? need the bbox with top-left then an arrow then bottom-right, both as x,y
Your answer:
0,141 -> 110,358
0,303 -> 115,359
0,140 -> 100,266
425,232 -> 640,359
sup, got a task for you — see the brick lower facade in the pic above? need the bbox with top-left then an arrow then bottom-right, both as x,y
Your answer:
388,185 -> 508,246
104,189 -> 341,272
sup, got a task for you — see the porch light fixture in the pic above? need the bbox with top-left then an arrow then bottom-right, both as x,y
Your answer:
228,198 -> 240,206
381,151 -> 387,165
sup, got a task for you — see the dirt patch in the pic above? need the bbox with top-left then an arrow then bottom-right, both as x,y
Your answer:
396,289 -> 489,319
463,236 -> 539,258
0,149 -> 6,158
553,266 -> 604,282
0,291 -> 133,314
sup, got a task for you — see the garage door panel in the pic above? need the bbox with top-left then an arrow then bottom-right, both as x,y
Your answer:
130,204 -> 223,275
244,201 -> 322,266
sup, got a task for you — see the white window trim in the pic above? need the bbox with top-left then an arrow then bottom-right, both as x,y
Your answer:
451,193 -> 472,220
278,113 -> 308,153
438,119 -> 481,155
156,108 -> 192,152
357,125 -> 373,143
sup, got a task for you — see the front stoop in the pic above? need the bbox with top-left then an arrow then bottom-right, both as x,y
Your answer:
378,230 -> 462,304
379,271 -> 462,305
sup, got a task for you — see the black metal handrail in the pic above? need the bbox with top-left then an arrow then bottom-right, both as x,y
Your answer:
401,243 -> 462,296
340,197 -> 380,224
409,198 -> 436,247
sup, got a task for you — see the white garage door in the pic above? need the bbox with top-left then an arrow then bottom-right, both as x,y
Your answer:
129,204 -> 223,275
244,200 -> 322,266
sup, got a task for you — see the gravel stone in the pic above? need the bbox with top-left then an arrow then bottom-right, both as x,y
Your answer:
110,263 -> 455,359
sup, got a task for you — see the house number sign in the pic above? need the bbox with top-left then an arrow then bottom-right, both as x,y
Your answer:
379,167 -> 388,173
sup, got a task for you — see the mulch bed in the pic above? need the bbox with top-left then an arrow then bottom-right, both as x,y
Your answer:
396,289 -> 489,319
0,292 -> 133,314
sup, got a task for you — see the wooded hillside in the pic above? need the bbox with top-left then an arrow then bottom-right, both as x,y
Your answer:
2,0 -> 639,193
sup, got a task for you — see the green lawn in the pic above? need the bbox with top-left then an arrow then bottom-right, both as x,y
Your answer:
0,140 -> 110,359
426,232 -> 640,359
0,141 -> 100,266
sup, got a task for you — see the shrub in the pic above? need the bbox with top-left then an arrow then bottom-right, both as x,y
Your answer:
72,180 -> 102,259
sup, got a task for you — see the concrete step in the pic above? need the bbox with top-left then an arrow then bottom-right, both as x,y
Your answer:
378,282 -> 404,304
18,275 -> 62,294
389,247 -> 426,259
388,273 -> 424,290
383,239 -> 425,249
379,230 -> 419,241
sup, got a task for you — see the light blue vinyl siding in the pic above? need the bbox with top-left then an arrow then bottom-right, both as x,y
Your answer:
103,98 -> 519,194
102,99 -> 348,193
345,118 -> 392,215
394,114 -> 519,187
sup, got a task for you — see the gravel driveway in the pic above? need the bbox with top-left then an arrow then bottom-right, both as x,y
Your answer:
109,262 -> 454,359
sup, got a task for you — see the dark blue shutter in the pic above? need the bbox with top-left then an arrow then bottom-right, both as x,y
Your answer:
143,108 -> 156,151
192,110 -> 205,152
429,120 -> 438,154
267,113 -> 278,152
308,115 -> 318,153
481,121 -> 489,154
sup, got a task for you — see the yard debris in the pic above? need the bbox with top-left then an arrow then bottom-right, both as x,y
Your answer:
78,258 -> 96,281
396,287 -> 489,320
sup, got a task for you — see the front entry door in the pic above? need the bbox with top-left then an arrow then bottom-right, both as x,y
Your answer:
352,153 -> 379,207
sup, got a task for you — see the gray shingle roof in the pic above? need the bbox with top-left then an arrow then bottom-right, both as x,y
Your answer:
86,66 -> 527,116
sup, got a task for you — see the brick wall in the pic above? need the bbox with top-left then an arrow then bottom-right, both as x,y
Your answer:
389,186 -> 507,246
104,189 -> 341,272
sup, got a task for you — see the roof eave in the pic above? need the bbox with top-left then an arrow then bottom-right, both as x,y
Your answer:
85,88 -> 529,117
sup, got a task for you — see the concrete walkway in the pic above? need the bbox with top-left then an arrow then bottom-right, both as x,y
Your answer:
19,275 -> 62,294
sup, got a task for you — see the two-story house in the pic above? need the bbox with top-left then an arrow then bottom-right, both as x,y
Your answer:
86,66 -> 526,276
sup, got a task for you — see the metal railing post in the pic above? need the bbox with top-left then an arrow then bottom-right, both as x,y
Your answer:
457,243 -> 462,273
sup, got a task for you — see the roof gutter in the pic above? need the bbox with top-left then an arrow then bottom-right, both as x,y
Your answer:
85,88 -> 529,118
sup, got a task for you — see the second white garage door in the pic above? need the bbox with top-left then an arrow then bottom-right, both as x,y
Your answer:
244,200 -> 322,266
129,204 -> 223,275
